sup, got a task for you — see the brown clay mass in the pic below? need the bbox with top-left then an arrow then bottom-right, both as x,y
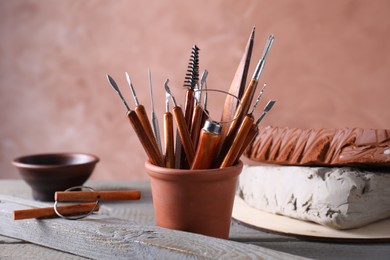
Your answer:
244,126 -> 390,168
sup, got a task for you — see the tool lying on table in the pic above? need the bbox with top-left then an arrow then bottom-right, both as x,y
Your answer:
13,187 -> 141,220
13,203 -> 99,220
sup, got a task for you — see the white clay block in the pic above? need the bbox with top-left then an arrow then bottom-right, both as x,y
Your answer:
237,165 -> 390,229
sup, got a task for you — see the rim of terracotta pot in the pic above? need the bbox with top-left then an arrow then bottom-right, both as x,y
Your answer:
144,160 -> 243,182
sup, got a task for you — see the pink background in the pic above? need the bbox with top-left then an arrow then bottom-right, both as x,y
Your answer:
1,0 -> 389,180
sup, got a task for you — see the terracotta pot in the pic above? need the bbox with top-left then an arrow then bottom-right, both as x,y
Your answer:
144,160 -> 243,239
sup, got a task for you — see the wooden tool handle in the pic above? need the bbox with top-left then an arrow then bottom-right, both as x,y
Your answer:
191,129 -> 221,169
13,202 -> 99,220
164,112 -> 175,168
55,190 -> 141,202
127,111 -> 164,166
190,105 -> 203,148
217,79 -> 258,164
135,105 -> 161,157
220,115 -> 254,168
237,124 -> 258,162
172,106 -> 195,166
184,89 -> 195,130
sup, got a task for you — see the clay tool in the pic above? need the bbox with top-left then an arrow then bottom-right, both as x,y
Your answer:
219,88 -> 265,168
190,69 -> 208,148
249,83 -> 267,114
233,100 -> 276,165
216,35 -> 274,164
148,68 -> 163,154
126,72 -> 161,159
165,83 -> 195,167
163,79 -> 175,168
183,45 -> 200,127
13,202 -> 99,220
175,45 -> 200,168
107,74 -> 164,166
191,120 -> 222,169
221,27 -> 255,134
55,190 -> 141,202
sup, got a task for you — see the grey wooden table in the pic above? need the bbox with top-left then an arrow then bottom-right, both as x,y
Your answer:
1,180 -> 389,259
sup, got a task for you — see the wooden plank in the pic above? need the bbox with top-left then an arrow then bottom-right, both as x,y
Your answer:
0,197 -> 304,259
251,241 -> 390,260
0,234 -> 87,259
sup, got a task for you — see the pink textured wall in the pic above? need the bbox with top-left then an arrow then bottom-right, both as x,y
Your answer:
1,0 -> 389,180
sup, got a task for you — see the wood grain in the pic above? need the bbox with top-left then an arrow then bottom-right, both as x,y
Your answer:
0,197 -> 300,259
2,180 -> 389,260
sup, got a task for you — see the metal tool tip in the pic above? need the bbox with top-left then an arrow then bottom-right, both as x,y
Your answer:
264,100 -> 276,112
164,78 -> 169,86
106,74 -> 117,88
268,35 -> 275,45
164,80 -> 171,94
251,26 -> 256,38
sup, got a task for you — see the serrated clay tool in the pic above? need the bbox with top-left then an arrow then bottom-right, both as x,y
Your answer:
165,82 -> 195,166
216,35 -> 274,165
107,74 -> 164,166
125,72 -> 161,159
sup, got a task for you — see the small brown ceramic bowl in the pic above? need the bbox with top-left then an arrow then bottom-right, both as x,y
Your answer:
12,153 -> 99,201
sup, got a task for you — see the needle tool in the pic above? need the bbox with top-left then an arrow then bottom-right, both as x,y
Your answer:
190,69 -> 208,148
235,100 -> 276,167
165,82 -> 195,167
126,72 -> 161,159
191,119 -> 222,170
216,35 -> 274,164
221,27 -> 255,134
148,68 -> 163,154
219,88 -> 268,168
163,79 -> 175,168
107,74 -> 164,166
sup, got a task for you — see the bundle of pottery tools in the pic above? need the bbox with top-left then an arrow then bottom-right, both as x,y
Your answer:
107,28 -> 276,170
